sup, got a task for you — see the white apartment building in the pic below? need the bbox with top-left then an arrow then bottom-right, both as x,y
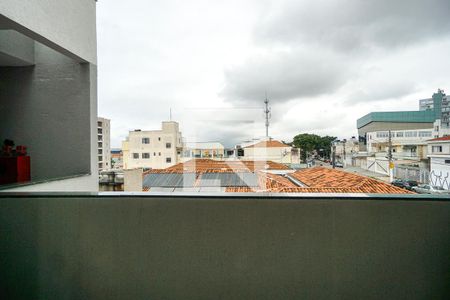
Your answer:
242,140 -> 300,164
98,117 -> 111,171
366,129 -> 433,160
122,121 -> 182,170
180,142 -> 225,161
427,136 -> 450,190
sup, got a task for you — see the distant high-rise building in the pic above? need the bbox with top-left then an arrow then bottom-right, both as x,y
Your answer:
98,117 -> 111,171
419,98 -> 434,111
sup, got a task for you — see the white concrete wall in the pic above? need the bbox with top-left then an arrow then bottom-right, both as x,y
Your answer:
244,147 -> 293,163
124,169 -> 143,192
0,0 -> 97,63
429,157 -> 450,190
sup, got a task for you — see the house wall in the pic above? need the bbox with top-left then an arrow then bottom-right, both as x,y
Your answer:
429,157 -> 450,190
244,147 -> 293,163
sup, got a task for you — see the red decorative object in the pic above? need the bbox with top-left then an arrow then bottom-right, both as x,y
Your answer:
0,156 -> 31,185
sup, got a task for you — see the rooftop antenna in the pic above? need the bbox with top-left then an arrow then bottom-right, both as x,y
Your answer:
169,108 -> 172,121
264,92 -> 271,138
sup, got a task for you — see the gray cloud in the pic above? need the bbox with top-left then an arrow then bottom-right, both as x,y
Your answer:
255,0 -> 450,52
221,49 -> 350,104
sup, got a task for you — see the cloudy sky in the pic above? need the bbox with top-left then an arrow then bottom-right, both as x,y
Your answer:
97,0 -> 450,148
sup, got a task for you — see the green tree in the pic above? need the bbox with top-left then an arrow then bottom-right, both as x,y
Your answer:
292,133 -> 336,162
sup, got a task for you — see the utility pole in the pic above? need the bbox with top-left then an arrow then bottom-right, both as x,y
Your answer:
388,130 -> 394,182
332,142 -> 336,169
264,93 -> 271,138
343,139 -> 346,167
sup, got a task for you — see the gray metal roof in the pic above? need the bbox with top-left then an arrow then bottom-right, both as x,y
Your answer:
143,173 -> 196,188
198,173 -> 258,187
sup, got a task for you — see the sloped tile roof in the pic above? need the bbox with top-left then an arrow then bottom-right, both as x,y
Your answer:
428,135 -> 450,142
288,167 -> 413,194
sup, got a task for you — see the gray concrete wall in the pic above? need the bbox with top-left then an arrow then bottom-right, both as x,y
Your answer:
0,0 -> 97,63
0,195 -> 449,299
0,30 -> 34,66
0,43 -> 94,184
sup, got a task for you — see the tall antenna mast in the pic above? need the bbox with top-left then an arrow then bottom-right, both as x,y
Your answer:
264,92 -> 271,138
169,108 -> 172,121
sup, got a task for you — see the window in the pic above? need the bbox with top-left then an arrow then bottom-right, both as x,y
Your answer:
98,149 -> 103,154
153,152 -> 156,156
159,152 -> 161,156
98,142 -> 102,148
142,138 -> 150,144
166,157 -> 172,163
419,131 -> 432,137
158,137 -> 161,141
166,142 -> 171,149
405,131 -> 417,137
98,156 -> 102,162
376,132 -> 389,138
445,160 -> 450,164
133,153 -> 139,159
396,132 -> 404,137
432,146 -> 443,153
97,121 -> 102,127
142,153 -> 150,159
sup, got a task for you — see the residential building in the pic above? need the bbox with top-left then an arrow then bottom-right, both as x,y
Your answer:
241,140 -> 300,165
427,136 -> 450,190
111,148 -> 123,169
419,98 -> 434,111
122,121 -> 182,170
98,117 -> 111,171
180,142 -> 225,161
333,137 -> 360,165
0,0 -> 98,191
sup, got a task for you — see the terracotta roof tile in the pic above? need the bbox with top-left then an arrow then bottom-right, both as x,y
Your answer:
288,167 -> 413,194
428,135 -> 450,142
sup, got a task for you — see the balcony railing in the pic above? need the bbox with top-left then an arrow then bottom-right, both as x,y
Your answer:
0,193 -> 449,299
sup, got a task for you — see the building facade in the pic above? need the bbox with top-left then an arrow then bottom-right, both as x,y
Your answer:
366,129 -> 432,160
111,148 -> 123,169
122,121 -> 183,170
357,90 -> 449,151
242,140 -> 300,164
98,117 -> 111,171
180,142 -> 225,161
427,136 -> 450,190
